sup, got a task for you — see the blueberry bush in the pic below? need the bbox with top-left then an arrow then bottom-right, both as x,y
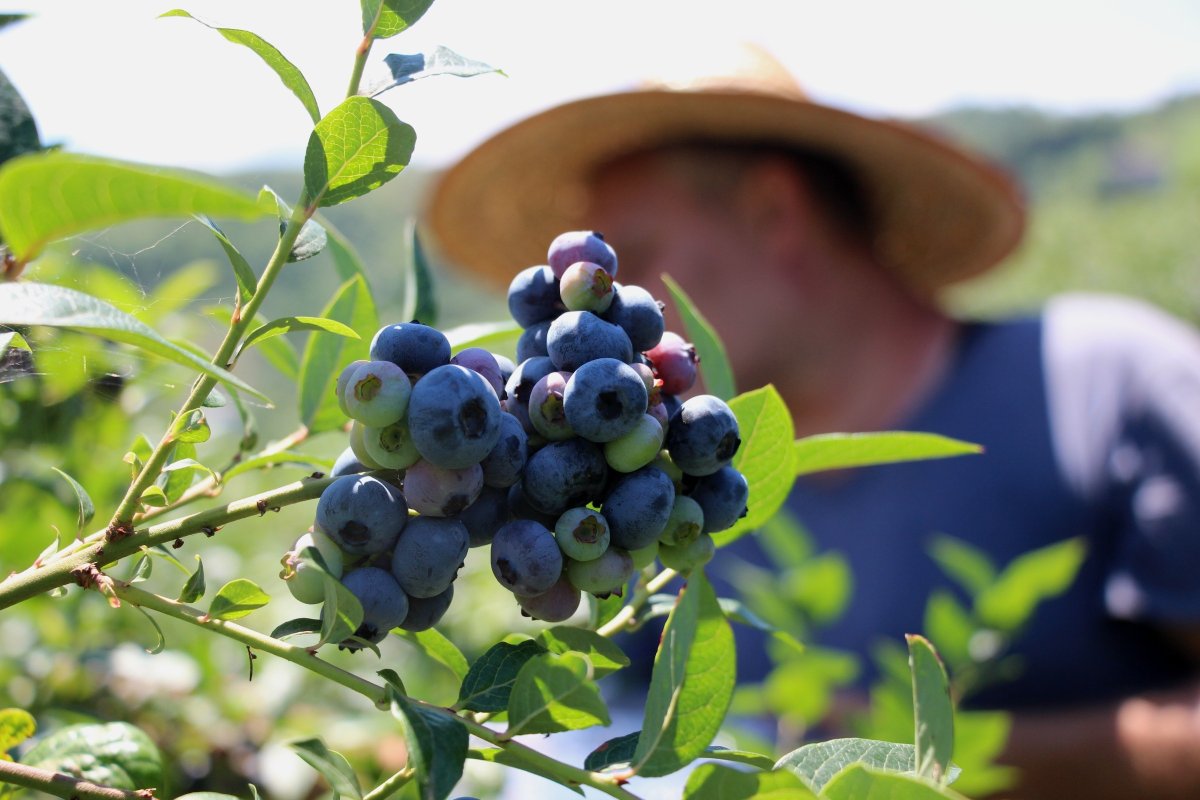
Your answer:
0,5 -> 1062,799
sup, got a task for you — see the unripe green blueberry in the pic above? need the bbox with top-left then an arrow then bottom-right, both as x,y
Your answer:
566,547 -> 635,597
628,541 -> 659,570
657,532 -> 715,572
554,507 -> 610,561
348,420 -> 385,470
282,530 -> 345,605
344,360 -> 412,427
362,417 -> 422,470
336,359 -> 369,416
659,495 -> 705,546
604,413 -> 666,473
559,261 -> 615,313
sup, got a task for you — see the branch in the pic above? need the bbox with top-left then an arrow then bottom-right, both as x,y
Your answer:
0,758 -> 154,800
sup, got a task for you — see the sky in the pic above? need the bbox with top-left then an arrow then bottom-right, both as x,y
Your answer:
3,1 -> 1200,175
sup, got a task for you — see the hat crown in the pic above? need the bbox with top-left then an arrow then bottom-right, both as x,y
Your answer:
635,41 -> 809,101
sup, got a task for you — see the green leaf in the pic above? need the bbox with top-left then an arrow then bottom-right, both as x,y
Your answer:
0,330 -> 30,355
400,220 -> 437,326
683,763 -> 816,800
317,562 -> 364,648
206,578 -> 270,621
322,218 -> 370,282
974,537 -> 1086,632
304,96 -> 415,207
177,555 -> 205,603
583,731 -> 640,772
221,452 -> 332,484
468,748 -> 583,795
455,639 -> 546,713
395,628 -> 470,683
209,306 -> 299,381
143,259 -> 219,322
298,275 -> 377,433
259,185 -> 327,262
170,410 -> 211,444
20,722 -> 165,792
660,273 -> 735,400
162,453 -> 215,504
715,385 -> 796,546
776,739 -> 955,793
377,668 -> 407,696
927,534 -> 997,598
506,652 -> 610,735
922,591 -> 975,670
702,747 -> 779,771
49,467 -> 94,537
161,10 -> 320,123
793,432 -> 982,477
175,794 -> 242,800
195,215 -> 256,302
269,618 -> 322,641
718,597 -> 804,655
0,282 -> 269,401
0,66 -> 40,167
535,626 -> 630,679
908,635 -> 954,782
361,0 -> 435,39
288,738 -> 362,800
139,485 -> 169,508
633,571 -> 736,777
372,46 -> 503,97
0,708 -> 35,753
443,321 -> 520,354
0,151 -> 267,262
389,690 -> 467,800
821,763 -> 966,800
241,315 -> 358,356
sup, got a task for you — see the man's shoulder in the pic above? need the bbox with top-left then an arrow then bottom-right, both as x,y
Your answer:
1043,291 -> 1200,366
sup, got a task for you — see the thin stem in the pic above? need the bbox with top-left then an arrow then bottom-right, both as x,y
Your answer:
115,583 -> 388,705
0,758 -> 152,800
346,35 -> 373,97
596,568 -> 679,638
0,476 -> 334,611
361,767 -> 416,800
107,200 -> 313,531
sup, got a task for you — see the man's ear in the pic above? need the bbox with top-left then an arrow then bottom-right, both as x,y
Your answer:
733,155 -> 818,257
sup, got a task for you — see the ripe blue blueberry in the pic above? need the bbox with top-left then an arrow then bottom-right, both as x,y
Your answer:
390,516 -> 470,598
450,347 -> 505,398
665,394 -> 741,476
399,584 -> 454,632
520,438 -> 609,515
455,485 -> 514,547
508,265 -> 566,328
516,574 -> 582,623
370,321 -> 451,378
480,412 -> 528,488
338,566 -> 410,647
516,320 -> 552,363
688,465 -> 750,533
601,466 -> 676,551
490,519 -> 564,596
408,364 -> 503,469
403,459 -> 484,517
563,358 -> 648,443
331,445 -> 368,477
507,481 -> 561,528
315,474 -> 408,556
602,283 -> 665,352
547,230 -> 617,279
546,311 -> 633,371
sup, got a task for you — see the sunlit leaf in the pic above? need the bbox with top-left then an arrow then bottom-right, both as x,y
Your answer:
206,579 -> 269,621
304,97 -> 415,207
288,738 -> 362,800
456,639 -> 546,713
794,432 -> 982,477
49,467 -> 94,537
908,635 -> 954,782
506,651 -> 610,735
371,46 -> 503,97
389,689 -> 467,800
715,385 -> 795,546
361,0 -> 435,39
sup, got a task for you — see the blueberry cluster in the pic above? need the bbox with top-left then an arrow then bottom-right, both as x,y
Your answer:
281,230 -> 749,648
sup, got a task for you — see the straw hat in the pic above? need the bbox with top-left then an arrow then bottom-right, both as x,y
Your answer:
426,42 -> 1025,294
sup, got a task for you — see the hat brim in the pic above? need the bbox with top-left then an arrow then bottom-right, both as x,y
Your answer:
426,89 -> 1026,294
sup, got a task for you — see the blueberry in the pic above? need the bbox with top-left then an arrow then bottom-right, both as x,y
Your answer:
338,567 -> 410,646
508,265 -> 565,328
528,370 -> 574,441
331,446 -> 369,478
559,261 -> 615,313
493,353 -> 516,394
547,311 -> 633,371
602,283 -> 664,352
504,356 -> 556,434
601,466 -> 676,551
516,320 -> 552,363
370,321 -> 451,378
688,465 -> 750,533
282,530 -> 345,605
450,347 -> 505,399
315,474 -> 408,556
645,332 -> 699,396
348,421 -> 386,470
336,359 -> 369,416
565,547 -> 634,597
521,438 -> 609,515
659,495 -> 705,546
480,412 -> 528,488
455,485 -> 513,547
658,532 -> 715,572
547,230 -> 617,279
628,541 -> 660,570
408,364 -> 503,469
666,395 -> 741,476
604,413 -> 666,473
391,516 -> 470,598
491,519 -> 564,596
554,507 -> 610,561
399,584 -> 454,632
516,574 -> 582,623
403,459 -> 484,517
344,360 -> 412,427
563,358 -> 648,443
361,418 -> 422,470
507,481 -> 561,528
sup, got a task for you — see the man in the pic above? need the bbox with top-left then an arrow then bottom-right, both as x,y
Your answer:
426,43 -> 1200,799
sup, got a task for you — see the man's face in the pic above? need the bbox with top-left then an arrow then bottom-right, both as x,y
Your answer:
586,150 -> 797,393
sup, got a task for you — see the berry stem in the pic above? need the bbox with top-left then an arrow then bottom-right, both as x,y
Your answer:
362,767 -> 417,800
595,567 -> 679,638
